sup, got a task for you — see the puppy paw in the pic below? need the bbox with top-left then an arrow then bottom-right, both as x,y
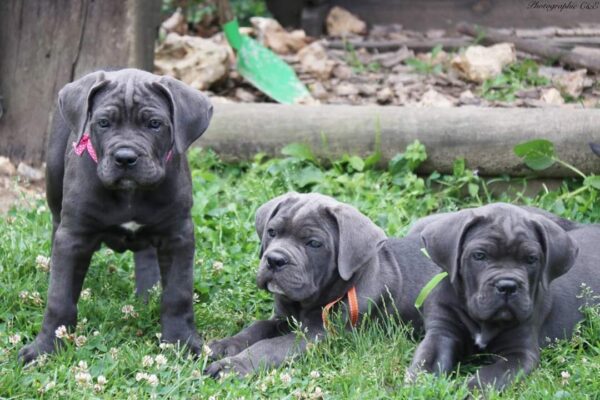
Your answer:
18,338 -> 57,364
208,338 -> 247,360
204,356 -> 254,379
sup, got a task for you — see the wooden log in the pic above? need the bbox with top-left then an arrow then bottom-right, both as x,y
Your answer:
326,37 -> 600,53
457,22 -> 600,72
199,103 -> 600,178
0,0 -> 161,164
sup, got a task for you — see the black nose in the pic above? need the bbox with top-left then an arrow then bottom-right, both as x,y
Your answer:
495,279 -> 518,296
114,148 -> 138,167
266,253 -> 288,269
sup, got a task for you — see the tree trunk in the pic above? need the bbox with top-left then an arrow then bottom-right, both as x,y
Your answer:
0,0 -> 161,164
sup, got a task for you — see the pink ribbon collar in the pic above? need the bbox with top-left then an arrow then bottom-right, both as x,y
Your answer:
72,134 -> 173,164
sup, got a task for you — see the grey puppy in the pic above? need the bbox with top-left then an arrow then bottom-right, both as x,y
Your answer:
204,192 -> 440,377
19,69 -> 212,363
406,203 -> 600,391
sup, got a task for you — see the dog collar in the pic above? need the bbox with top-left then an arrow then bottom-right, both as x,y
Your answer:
73,133 -> 173,164
322,286 -> 359,329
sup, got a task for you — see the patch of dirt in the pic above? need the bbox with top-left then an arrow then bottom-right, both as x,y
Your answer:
155,7 -> 600,108
0,158 -> 45,214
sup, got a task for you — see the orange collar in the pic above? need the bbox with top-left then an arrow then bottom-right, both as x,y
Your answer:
322,286 -> 359,329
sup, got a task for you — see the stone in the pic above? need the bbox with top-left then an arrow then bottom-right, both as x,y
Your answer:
451,43 -> 516,83
553,69 -> 587,98
540,88 -> 565,105
250,17 -> 307,55
326,6 -> 367,37
335,82 -> 359,96
0,156 -> 16,176
234,88 -> 257,103
297,42 -> 336,80
17,162 -> 44,182
376,87 -> 394,104
417,88 -> 455,107
154,33 -> 229,90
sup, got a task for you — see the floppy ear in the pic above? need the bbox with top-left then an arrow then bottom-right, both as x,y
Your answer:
255,192 -> 299,257
590,143 -> 600,157
531,215 -> 578,285
327,204 -> 386,281
152,76 -> 213,154
58,71 -> 108,141
420,210 -> 483,284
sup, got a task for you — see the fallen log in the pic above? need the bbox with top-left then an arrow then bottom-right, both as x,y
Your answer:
457,22 -> 600,72
326,37 -> 600,53
199,103 -> 600,178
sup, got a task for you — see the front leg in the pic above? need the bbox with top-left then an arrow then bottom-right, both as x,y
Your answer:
209,319 -> 291,360
205,323 -> 325,377
157,219 -> 202,355
19,226 -> 97,363
468,347 -> 539,391
406,330 -> 465,380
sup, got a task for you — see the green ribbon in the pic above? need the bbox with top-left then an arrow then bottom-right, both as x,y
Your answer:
414,247 -> 447,309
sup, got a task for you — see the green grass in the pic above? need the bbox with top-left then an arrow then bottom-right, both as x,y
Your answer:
481,59 -> 550,102
0,144 -> 599,399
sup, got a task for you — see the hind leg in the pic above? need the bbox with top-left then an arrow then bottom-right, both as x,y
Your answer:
134,247 -> 161,298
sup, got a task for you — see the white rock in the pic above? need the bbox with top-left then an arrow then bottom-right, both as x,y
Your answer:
451,43 -> 516,83
154,33 -> 229,90
540,88 -> 565,105
17,162 -> 44,182
326,6 -> 367,37
250,17 -> 307,54
376,87 -> 394,104
297,42 -> 336,80
0,156 -> 16,176
552,69 -> 587,98
335,82 -> 359,96
417,88 -> 455,107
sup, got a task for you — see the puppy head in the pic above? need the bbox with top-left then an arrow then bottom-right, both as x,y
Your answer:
421,203 -> 578,325
58,69 -> 213,190
254,192 -> 386,302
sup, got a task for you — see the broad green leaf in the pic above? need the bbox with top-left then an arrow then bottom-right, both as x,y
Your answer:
514,139 -> 555,171
281,143 -> 316,163
584,175 -> 600,190
349,156 -> 365,172
294,165 -> 325,188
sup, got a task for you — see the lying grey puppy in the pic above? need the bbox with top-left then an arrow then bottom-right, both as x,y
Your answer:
204,192 -> 439,377
19,69 -> 212,363
407,203 -> 600,391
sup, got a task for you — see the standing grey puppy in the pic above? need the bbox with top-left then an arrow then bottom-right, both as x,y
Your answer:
19,69 -> 213,363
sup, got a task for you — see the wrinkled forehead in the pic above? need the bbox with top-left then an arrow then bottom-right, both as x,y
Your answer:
465,212 -> 542,253
269,200 -> 335,235
92,73 -> 170,115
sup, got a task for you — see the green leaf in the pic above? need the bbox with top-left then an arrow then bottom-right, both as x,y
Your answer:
281,143 -> 316,163
349,156 -> 365,172
514,139 -> 556,171
453,158 -> 465,177
415,272 -> 448,309
584,175 -> 600,190
468,183 -> 479,198
294,165 -> 325,188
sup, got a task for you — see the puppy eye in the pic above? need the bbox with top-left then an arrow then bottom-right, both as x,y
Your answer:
472,251 -> 487,261
148,119 -> 162,130
307,240 -> 322,248
267,229 -> 276,238
97,118 -> 110,128
526,255 -> 539,264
